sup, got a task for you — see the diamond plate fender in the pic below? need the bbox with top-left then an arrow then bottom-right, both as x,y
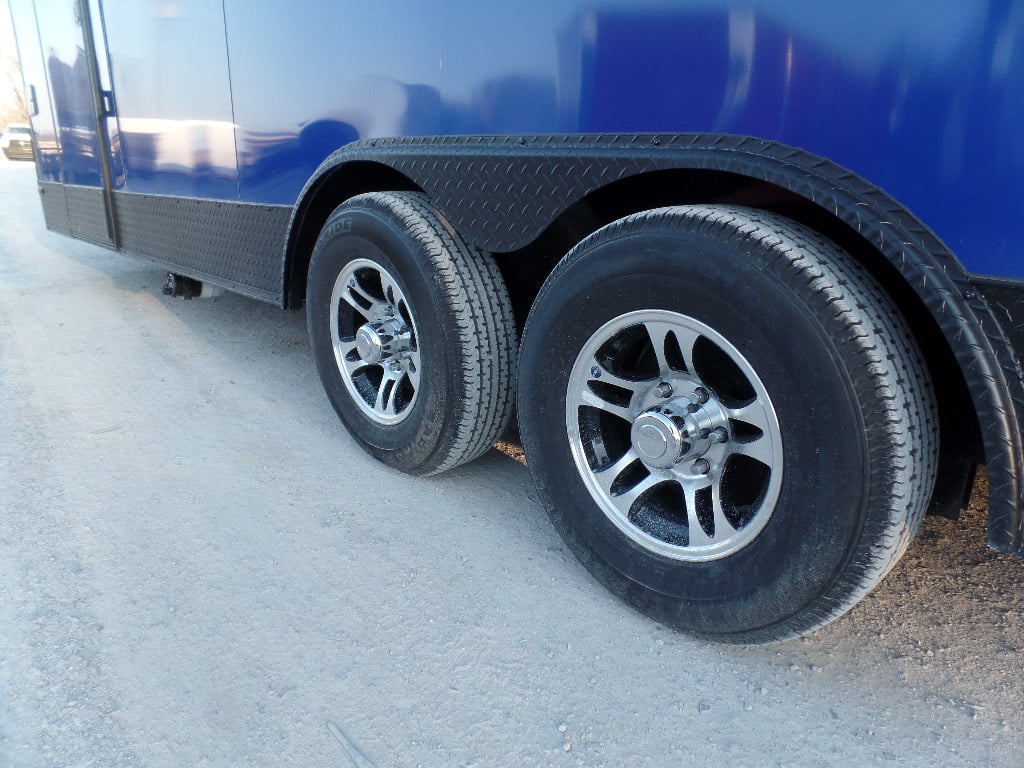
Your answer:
287,133 -> 1024,552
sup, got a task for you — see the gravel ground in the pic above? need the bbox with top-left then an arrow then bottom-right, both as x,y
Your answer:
0,157 -> 1022,767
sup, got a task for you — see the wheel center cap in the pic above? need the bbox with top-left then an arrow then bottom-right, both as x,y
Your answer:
636,424 -> 669,459
631,409 -> 691,469
355,324 -> 386,364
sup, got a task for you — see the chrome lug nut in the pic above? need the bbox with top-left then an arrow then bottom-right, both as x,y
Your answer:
656,381 -> 674,398
711,427 -> 729,443
691,458 -> 711,475
693,387 -> 710,404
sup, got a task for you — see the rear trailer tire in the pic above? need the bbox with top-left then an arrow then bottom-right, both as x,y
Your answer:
517,205 -> 938,643
307,191 -> 516,475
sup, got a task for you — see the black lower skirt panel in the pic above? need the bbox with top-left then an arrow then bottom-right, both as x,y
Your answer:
112,192 -> 292,303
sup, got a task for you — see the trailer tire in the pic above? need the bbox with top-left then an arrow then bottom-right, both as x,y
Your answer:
518,205 -> 938,643
307,192 -> 516,475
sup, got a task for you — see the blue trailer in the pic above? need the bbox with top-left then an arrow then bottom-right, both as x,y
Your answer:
8,0 -> 1024,642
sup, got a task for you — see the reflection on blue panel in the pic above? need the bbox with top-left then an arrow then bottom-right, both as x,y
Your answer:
101,0 -> 237,198
213,0 -> 1024,277
224,1 -> 445,204
548,3 -> 1024,276
8,0 -> 60,181
30,0 -> 103,186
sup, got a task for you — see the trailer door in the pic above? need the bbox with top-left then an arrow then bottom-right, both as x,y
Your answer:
15,0 -> 118,247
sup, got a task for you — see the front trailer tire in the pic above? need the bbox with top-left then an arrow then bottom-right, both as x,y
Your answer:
518,205 -> 938,643
307,191 -> 516,475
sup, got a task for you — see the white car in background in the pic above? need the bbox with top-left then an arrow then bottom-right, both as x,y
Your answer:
1,124 -> 34,160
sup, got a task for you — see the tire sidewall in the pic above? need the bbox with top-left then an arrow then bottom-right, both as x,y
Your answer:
520,227 -> 873,635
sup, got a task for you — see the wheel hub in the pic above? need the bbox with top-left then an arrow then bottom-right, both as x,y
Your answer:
354,318 -> 409,365
630,393 -> 730,471
355,324 -> 386,364
631,407 -> 691,468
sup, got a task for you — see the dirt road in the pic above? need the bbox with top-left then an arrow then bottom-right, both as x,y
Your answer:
0,158 -> 1021,767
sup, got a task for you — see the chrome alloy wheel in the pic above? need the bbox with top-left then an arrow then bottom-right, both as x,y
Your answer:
566,310 -> 783,561
330,258 -> 421,425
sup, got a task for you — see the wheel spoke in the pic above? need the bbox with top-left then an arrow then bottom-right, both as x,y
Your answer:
384,384 -> 400,416
374,374 -> 400,416
645,320 -> 698,375
379,272 -> 401,307
592,363 -> 648,394
644,320 -> 675,375
682,477 -> 740,548
728,399 -> 775,434
406,354 -> 421,391
372,377 -> 388,413
729,436 -> 773,466
710,476 -> 739,539
593,448 -> 641,495
341,280 -> 385,320
337,339 -> 368,376
580,388 -> 634,423
576,355 -> 645,422
609,472 -> 662,517
683,480 -> 712,547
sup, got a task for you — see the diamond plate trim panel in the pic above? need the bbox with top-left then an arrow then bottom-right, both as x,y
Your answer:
65,185 -> 113,246
38,182 -> 70,235
113,192 -> 291,300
